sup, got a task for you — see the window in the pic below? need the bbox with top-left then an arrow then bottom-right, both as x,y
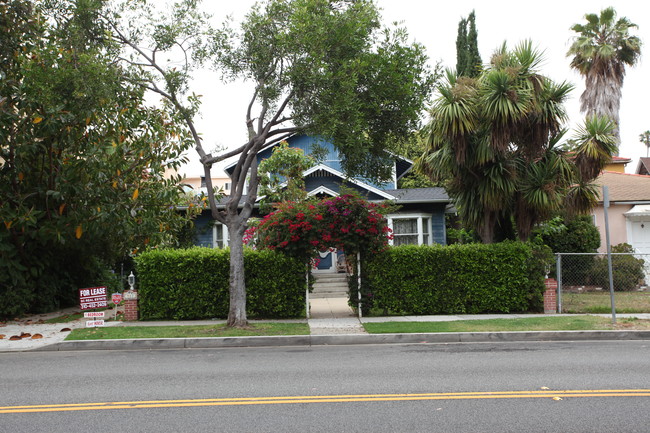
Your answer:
388,215 -> 431,246
224,182 -> 230,191
213,223 -> 229,248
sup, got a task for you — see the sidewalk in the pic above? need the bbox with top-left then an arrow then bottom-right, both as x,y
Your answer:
2,300 -> 650,353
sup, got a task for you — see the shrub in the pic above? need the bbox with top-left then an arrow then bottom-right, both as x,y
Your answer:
592,244 -> 645,291
536,215 -> 600,283
351,242 -> 545,315
135,247 -> 306,320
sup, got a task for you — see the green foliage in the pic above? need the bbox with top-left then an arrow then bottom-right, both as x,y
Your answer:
0,0 -> 193,319
134,248 -> 306,320
455,11 -> 482,77
537,215 -> 600,254
592,244 -> 646,291
355,242 -> 545,315
534,215 -> 600,283
257,140 -> 316,213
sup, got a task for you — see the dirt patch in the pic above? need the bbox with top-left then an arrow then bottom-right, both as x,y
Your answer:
612,319 -> 650,330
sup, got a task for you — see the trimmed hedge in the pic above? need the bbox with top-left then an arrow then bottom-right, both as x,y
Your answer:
134,248 -> 307,320
355,242 -> 545,315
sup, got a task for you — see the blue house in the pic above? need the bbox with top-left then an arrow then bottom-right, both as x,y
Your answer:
194,135 -> 451,271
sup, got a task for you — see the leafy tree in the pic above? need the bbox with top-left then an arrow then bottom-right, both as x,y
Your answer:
535,215 -> 600,254
420,41 -> 616,243
567,7 -> 642,149
0,0 -> 192,318
107,0 -> 433,327
257,141 -> 316,213
455,11 -> 482,77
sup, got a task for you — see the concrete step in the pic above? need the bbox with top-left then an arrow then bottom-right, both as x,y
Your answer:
312,273 -> 349,299
313,273 -> 348,283
314,281 -> 348,290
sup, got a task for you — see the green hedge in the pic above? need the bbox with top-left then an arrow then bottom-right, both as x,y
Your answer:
355,242 -> 545,315
134,248 -> 307,320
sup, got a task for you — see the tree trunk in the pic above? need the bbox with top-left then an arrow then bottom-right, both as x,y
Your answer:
478,211 -> 495,244
226,218 -> 248,327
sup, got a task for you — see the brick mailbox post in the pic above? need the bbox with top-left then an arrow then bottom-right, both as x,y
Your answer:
544,278 -> 558,314
123,289 -> 139,321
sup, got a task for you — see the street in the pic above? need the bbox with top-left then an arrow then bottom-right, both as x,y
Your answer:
2,340 -> 650,432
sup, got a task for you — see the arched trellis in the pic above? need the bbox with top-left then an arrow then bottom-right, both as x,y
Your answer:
247,194 -> 394,318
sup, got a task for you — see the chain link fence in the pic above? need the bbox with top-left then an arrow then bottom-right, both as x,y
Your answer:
555,253 -> 650,314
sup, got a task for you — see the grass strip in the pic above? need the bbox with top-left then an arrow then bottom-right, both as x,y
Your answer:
363,316 -> 650,334
561,292 -> 650,314
66,323 -> 310,340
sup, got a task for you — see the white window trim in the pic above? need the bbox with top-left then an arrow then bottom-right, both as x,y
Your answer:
213,223 -> 229,248
387,213 -> 432,246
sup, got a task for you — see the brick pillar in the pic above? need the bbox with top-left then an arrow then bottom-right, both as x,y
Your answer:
123,290 -> 139,321
544,278 -> 558,314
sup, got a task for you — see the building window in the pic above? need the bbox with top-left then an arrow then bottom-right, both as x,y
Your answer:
200,176 -> 206,188
224,182 -> 230,191
213,223 -> 229,248
388,215 -> 431,246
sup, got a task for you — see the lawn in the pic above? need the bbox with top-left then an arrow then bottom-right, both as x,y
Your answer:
363,316 -> 650,334
560,291 -> 650,314
65,322 -> 310,340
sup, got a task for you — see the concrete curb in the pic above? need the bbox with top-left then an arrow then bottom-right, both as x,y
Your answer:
30,330 -> 650,352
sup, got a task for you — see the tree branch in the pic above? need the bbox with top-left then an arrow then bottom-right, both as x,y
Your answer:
246,86 -> 259,138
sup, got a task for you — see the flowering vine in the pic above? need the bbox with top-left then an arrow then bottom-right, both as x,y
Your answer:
246,194 -> 394,264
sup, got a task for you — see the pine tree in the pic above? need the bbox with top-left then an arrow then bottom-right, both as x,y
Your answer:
465,11 -> 482,77
455,11 -> 482,77
455,18 -> 468,75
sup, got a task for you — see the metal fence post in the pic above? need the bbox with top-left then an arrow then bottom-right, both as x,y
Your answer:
603,186 -> 617,324
556,253 -> 562,313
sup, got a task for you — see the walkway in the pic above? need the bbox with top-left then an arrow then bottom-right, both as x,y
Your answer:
308,297 -> 366,335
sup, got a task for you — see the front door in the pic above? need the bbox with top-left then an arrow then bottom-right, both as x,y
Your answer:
313,249 -> 344,273
629,220 -> 650,254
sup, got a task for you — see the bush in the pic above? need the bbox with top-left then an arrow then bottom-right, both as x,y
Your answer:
134,247 -> 306,320
0,239 -> 118,319
592,244 -> 645,291
352,242 -> 545,315
535,215 -> 600,283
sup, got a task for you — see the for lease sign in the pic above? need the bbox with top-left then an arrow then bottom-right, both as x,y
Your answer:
79,286 -> 108,310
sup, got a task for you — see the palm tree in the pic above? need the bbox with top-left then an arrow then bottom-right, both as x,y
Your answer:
640,131 -> 650,157
567,7 -> 642,150
421,41 -> 615,243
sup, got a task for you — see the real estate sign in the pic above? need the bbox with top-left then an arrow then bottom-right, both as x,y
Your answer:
79,286 -> 108,310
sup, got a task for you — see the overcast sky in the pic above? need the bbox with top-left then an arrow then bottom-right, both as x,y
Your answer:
181,0 -> 650,176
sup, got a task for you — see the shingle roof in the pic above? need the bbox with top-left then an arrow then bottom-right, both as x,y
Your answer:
381,187 -> 450,203
595,171 -> 650,202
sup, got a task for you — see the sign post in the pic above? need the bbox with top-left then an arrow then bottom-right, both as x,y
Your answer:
111,292 -> 123,321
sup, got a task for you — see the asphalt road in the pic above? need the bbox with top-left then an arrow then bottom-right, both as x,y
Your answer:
2,340 -> 650,432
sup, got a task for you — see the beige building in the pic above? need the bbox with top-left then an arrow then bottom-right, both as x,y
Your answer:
592,170 -> 650,254
164,167 -> 231,196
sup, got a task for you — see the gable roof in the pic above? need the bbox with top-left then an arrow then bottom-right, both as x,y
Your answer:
302,164 -> 396,200
636,157 -> 650,176
595,171 -> 650,203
